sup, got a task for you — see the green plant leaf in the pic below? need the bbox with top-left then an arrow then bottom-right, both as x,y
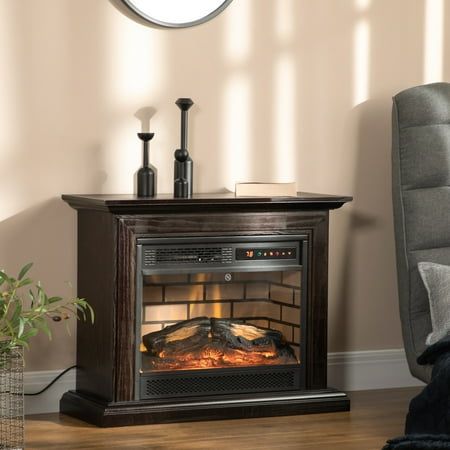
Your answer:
18,263 -> 33,281
75,299 -> 94,324
33,317 -> 52,339
28,289 -> 36,308
0,271 -> 9,285
87,302 -> 95,323
10,302 -> 23,325
37,285 -> 46,305
74,303 -> 87,321
17,278 -> 32,288
14,338 -> 30,350
20,328 -> 38,340
18,317 -> 25,338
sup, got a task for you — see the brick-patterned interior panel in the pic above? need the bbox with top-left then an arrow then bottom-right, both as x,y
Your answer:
142,271 -> 302,349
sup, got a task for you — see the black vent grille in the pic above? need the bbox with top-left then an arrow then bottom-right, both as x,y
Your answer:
144,247 -> 233,267
140,368 -> 299,399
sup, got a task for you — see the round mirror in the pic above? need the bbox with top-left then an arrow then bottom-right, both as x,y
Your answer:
121,0 -> 234,28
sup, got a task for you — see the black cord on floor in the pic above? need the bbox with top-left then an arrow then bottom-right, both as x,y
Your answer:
25,365 -> 77,396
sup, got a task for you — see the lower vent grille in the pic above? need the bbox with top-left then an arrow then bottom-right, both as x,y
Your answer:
140,368 -> 300,399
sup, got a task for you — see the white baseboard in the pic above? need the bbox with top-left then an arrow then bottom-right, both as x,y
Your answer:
24,349 -> 424,415
328,348 -> 424,391
24,369 -> 75,415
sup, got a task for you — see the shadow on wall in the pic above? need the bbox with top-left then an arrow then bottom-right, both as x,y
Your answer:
328,0 -> 428,358
330,99 -> 385,355
0,198 -> 79,371
333,98 -> 414,353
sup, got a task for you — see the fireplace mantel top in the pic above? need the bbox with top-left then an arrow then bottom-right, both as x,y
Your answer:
62,192 -> 352,214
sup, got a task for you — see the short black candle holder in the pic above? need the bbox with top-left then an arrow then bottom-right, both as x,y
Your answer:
137,132 -> 156,197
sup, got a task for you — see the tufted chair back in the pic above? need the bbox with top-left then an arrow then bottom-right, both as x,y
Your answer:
392,82 -> 450,382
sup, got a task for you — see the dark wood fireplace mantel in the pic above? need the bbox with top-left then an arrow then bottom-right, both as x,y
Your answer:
62,192 -> 352,213
60,192 -> 352,427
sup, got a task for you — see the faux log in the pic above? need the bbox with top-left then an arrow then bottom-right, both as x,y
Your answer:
142,317 -> 298,371
143,317 -> 211,356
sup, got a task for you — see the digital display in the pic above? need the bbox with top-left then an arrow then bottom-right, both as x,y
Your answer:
235,247 -> 297,260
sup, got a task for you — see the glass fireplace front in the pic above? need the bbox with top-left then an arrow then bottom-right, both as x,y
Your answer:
135,236 -> 307,400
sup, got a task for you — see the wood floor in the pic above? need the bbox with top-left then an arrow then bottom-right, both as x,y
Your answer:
25,387 -> 420,450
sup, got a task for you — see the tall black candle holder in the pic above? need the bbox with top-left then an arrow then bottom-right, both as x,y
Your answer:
174,98 -> 194,198
137,132 -> 156,197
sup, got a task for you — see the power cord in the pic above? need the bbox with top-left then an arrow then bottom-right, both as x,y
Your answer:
25,365 -> 77,396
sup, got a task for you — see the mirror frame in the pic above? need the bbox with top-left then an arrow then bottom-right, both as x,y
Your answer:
121,0 -> 234,28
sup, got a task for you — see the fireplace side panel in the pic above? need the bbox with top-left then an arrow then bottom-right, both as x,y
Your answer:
75,210 -> 117,401
306,211 -> 328,389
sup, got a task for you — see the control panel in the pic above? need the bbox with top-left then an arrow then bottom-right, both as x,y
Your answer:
235,247 -> 297,261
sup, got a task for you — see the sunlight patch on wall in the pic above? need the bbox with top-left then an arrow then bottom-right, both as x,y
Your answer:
275,0 -> 295,43
221,0 -> 252,191
355,0 -> 371,12
273,53 -> 296,182
222,74 -> 251,191
106,13 -> 165,104
424,0 -> 444,83
223,0 -> 250,65
352,19 -> 370,106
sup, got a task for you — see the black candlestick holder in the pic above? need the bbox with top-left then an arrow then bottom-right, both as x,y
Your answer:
174,98 -> 194,198
137,132 -> 156,197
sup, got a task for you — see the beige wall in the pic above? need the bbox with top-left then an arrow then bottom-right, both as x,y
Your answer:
0,0 -> 445,371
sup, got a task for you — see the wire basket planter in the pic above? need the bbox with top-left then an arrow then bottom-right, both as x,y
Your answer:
0,347 -> 24,450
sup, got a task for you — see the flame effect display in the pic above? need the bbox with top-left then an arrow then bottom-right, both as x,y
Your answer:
141,317 -> 298,372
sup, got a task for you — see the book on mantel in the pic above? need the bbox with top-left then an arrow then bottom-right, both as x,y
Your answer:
235,182 -> 297,197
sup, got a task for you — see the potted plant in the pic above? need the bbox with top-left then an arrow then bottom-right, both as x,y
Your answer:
0,263 -> 93,449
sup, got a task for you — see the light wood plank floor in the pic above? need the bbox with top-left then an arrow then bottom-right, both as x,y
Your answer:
25,388 -> 420,450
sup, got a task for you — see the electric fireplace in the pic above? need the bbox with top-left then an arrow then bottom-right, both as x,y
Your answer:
60,193 -> 351,427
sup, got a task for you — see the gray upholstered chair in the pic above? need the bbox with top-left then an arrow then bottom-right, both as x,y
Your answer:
392,82 -> 450,383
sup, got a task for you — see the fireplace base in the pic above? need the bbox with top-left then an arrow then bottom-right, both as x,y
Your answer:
60,389 -> 350,427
